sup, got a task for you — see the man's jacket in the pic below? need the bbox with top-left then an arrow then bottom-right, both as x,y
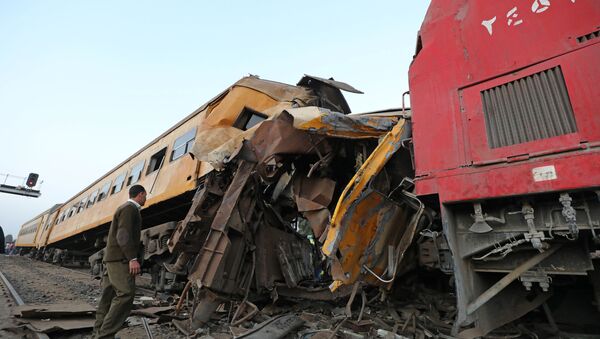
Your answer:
103,201 -> 141,262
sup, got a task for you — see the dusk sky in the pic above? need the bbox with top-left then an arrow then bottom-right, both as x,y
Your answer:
0,1 -> 430,238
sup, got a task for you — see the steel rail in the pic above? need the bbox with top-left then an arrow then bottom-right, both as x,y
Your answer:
0,270 -> 24,306
141,316 -> 155,339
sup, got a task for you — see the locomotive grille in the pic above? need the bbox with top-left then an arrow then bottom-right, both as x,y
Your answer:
481,66 -> 577,149
577,29 -> 600,43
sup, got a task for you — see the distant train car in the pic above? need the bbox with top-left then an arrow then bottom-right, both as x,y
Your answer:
409,1 -> 600,336
33,204 -> 62,251
15,206 -> 58,254
27,75 -> 359,279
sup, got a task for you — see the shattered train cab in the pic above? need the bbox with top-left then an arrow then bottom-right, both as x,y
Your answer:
166,94 -> 422,327
322,113 -> 424,290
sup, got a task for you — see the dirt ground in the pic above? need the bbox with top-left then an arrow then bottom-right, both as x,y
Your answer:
0,255 -> 184,339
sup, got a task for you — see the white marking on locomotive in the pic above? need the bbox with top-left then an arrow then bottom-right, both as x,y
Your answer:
481,16 -> 497,35
531,0 -> 551,14
532,165 -> 558,182
506,7 -> 523,26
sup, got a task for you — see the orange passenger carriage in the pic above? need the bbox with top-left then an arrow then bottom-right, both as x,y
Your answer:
15,74 -> 369,285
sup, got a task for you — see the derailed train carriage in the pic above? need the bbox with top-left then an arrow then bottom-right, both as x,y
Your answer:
14,75 -> 359,262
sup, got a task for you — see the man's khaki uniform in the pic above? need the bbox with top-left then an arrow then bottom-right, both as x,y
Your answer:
93,201 -> 142,339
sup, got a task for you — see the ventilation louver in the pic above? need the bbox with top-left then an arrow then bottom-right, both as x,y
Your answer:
481,66 -> 577,148
577,29 -> 600,43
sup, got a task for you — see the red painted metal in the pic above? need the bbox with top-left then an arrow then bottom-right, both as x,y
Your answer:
410,0 -> 600,202
417,148 -> 600,203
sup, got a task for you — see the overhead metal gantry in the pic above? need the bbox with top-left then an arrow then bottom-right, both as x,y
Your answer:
0,173 -> 41,198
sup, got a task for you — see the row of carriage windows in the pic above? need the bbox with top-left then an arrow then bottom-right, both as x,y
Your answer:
19,224 -> 38,236
54,127 -> 197,226
27,109 -> 266,234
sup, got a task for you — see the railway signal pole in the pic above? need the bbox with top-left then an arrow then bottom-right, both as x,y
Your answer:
0,173 -> 41,198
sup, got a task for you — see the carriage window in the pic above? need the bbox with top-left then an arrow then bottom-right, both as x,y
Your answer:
57,212 -> 66,224
44,218 -> 53,230
111,173 -> 126,195
234,107 -> 267,131
87,190 -> 99,208
98,182 -> 111,202
77,196 -> 88,213
67,206 -> 76,218
127,160 -> 145,186
147,148 -> 166,174
170,127 -> 197,161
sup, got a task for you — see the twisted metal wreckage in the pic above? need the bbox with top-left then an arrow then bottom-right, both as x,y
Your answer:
164,83 -> 424,329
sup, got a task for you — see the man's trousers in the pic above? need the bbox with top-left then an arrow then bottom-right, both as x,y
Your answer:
93,261 -> 135,339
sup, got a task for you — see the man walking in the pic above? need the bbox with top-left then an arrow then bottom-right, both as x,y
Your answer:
93,184 -> 146,339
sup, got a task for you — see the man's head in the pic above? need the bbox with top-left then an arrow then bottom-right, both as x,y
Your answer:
129,185 -> 147,206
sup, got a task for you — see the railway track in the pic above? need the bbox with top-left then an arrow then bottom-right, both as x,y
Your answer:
0,269 -> 24,306
0,263 -> 49,339
0,255 -> 185,338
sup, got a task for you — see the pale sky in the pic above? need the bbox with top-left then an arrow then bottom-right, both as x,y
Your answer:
0,1 -> 430,238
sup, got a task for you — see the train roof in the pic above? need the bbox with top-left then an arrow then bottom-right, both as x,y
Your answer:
21,204 -> 62,225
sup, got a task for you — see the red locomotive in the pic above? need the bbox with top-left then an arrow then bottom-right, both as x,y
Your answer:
410,0 -> 600,336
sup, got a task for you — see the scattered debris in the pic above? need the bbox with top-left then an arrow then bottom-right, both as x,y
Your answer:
13,301 -> 96,334
138,296 -> 155,307
131,305 -> 174,318
18,317 -> 95,333
14,302 -> 95,318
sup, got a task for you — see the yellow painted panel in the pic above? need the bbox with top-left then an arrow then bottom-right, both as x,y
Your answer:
322,120 -> 410,288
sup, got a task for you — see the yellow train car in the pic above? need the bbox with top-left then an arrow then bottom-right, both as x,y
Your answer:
34,205 -> 62,250
15,215 -> 43,250
15,204 -> 61,253
32,75 -> 358,269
